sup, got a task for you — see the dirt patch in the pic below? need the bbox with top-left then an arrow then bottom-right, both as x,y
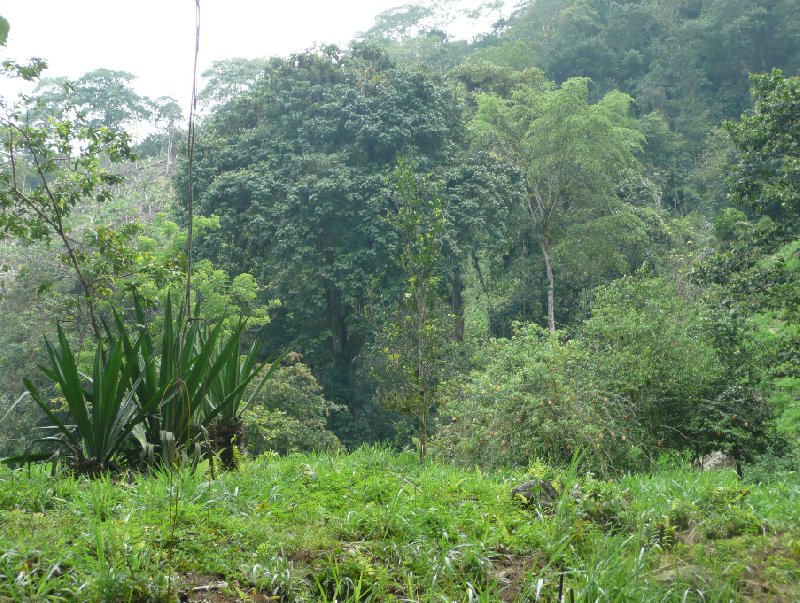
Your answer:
493,554 -> 541,602
286,548 -> 325,563
657,535 -> 800,602
178,572 -> 276,603
677,526 -> 703,547
734,541 -> 800,602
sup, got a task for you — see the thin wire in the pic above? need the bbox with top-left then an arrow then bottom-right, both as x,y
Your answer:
185,0 -> 200,320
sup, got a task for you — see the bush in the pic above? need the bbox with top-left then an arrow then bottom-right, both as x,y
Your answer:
431,325 -> 647,475
578,272 -> 724,449
243,354 -> 342,456
0,392 -> 40,457
683,385 -> 782,462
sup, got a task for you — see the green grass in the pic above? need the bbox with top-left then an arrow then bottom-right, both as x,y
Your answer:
0,447 -> 797,602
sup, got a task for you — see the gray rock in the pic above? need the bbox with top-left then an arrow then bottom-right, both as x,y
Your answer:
700,450 -> 736,471
652,565 -> 710,587
512,479 -> 559,508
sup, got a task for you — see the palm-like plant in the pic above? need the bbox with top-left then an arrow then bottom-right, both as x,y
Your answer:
2,294 -> 283,473
22,325 -> 159,473
122,296 -> 222,463
205,334 -> 285,468
127,294 -> 279,468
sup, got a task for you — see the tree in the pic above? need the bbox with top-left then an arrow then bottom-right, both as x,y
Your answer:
32,69 -> 150,133
490,0 -> 800,215
361,5 -> 435,44
0,15 -> 8,47
725,69 -> 800,229
198,58 -> 268,109
693,218 -> 800,441
182,44 -> 465,439
137,96 -> 183,171
372,162 -> 456,464
470,77 -> 643,331
1,62 -> 136,338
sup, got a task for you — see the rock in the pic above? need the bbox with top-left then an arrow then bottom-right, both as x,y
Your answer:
700,450 -> 736,471
652,565 -> 710,587
512,479 -> 559,508
192,581 -> 229,592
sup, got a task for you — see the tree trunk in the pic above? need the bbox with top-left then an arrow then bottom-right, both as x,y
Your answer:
328,284 -> 348,360
166,124 -> 174,175
471,251 -> 495,330
540,236 -> 556,332
210,417 -> 244,470
452,269 -> 465,343
418,413 -> 427,465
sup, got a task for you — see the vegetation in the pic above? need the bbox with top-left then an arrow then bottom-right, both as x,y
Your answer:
0,447 -> 798,601
371,163 -> 457,464
0,0 -> 799,600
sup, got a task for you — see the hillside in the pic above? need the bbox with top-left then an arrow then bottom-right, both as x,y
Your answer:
1,448 -> 798,602
1,3 -> 799,601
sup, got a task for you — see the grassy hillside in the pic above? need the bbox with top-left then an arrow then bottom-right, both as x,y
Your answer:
1,447 -> 798,602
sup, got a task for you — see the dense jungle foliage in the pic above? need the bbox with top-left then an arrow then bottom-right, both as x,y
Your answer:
1,0 -> 799,476
0,1 -> 799,599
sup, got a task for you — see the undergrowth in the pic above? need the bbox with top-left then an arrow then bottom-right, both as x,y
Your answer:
0,446 -> 797,601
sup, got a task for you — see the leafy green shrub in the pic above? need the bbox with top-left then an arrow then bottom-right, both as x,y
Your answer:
702,505 -> 762,540
740,240 -> 800,438
683,385 -> 782,462
575,477 -> 631,530
666,499 -> 696,531
650,516 -> 678,550
691,483 -> 764,539
244,354 -> 342,456
432,325 -> 646,474
745,446 -> 800,484
578,272 -> 724,453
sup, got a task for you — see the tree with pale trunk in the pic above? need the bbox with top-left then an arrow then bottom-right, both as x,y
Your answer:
470,77 -> 643,331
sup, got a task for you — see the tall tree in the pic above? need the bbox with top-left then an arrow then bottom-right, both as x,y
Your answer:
470,77 -> 643,330
0,15 -> 9,46
33,69 -> 150,132
198,58 -> 268,109
1,62 -> 135,338
725,69 -> 800,229
373,162 -> 456,464
139,95 -> 183,171
181,44 -> 465,435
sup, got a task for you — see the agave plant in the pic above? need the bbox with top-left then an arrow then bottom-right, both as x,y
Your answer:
205,333 -> 285,468
125,293 -> 280,468
120,296 -> 216,464
20,325 -> 159,474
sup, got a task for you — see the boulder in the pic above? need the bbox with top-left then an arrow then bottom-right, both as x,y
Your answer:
700,450 -> 736,471
511,479 -> 559,508
652,565 -> 710,587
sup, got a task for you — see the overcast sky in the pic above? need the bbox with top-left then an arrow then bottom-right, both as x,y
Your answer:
1,1 -> 509,112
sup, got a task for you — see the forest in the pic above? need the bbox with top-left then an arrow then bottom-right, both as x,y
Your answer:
0,1 -> 798,601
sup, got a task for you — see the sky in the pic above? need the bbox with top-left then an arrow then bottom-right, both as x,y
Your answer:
1,1 -> 510,114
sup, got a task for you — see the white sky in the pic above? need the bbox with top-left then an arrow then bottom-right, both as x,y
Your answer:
1,1 -> 511,115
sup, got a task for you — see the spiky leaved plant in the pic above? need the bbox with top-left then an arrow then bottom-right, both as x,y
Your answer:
125,293 -> 281,468
206,336 -> 285,469
18,324 -> 159,474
